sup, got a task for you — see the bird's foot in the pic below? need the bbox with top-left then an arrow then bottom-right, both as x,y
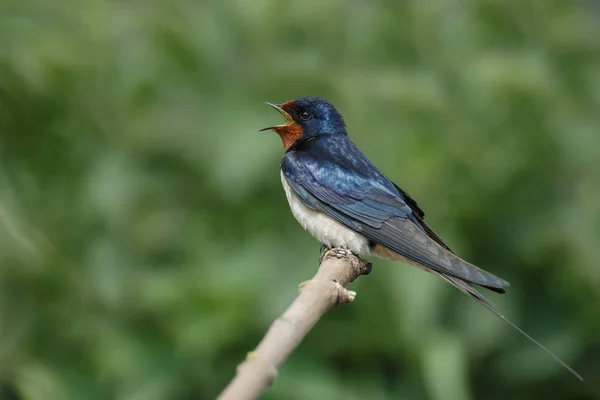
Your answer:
319,244 -> 328,262
319,245 -> 372,275
319,245 -> 353,264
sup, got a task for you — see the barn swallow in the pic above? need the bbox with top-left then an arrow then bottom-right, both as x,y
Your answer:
261,97 -> 582,380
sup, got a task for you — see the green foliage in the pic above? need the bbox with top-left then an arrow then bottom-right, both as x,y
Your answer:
1,1 -> 599,399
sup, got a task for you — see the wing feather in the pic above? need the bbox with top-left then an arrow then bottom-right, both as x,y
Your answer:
281,139 -> 509,291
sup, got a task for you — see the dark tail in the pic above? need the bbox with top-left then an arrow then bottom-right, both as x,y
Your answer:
439,273 -> 583,381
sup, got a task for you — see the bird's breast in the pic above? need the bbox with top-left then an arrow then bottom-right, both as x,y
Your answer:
280,171 -> 371,255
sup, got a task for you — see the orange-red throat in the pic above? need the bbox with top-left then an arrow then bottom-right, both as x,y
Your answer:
261,101 -> 304,150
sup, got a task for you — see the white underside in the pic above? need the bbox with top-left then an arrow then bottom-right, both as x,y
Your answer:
281,171 -> 372,255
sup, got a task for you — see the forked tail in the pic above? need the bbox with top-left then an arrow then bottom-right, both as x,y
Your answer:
439,273 -> 583,381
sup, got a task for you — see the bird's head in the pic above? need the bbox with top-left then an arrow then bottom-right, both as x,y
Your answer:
261,97 -> 346,149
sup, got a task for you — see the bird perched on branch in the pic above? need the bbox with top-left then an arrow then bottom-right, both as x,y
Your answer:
261,96 -> 581,380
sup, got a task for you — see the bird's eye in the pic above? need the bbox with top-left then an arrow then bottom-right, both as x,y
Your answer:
299,111 -> 313,121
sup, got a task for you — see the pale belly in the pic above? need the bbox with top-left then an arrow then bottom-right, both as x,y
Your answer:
280,171 -> 372,255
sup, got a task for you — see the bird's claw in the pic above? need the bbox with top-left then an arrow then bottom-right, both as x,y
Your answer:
319,244 -> 329,263
319,246 -> 353,264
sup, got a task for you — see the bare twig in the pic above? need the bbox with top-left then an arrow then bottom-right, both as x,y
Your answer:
217,248 -> 372,400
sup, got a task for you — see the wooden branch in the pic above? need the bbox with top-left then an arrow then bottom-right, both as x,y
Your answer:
217,249 -> 372,400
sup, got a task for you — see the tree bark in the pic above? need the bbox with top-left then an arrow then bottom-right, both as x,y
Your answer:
217,249 -> 372,400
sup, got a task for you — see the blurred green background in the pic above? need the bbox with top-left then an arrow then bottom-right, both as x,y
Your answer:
1,0 -> 599,399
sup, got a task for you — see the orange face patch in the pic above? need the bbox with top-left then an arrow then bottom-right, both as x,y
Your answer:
271,100 -> 303,149
280,100 -> 297,110
274,123 -> 303,149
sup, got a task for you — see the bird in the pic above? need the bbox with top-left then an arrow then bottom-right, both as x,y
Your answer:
261,96 -> 582,380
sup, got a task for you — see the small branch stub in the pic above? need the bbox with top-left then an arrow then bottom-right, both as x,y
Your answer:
217,248 -> 371,400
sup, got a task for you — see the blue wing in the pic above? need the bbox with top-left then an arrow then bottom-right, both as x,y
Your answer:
281,135 -> 509,292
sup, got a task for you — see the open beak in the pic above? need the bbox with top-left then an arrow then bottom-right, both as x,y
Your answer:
260,102 -> 294,131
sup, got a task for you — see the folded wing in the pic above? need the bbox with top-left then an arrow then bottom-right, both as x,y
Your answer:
281,141 -> 509,292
